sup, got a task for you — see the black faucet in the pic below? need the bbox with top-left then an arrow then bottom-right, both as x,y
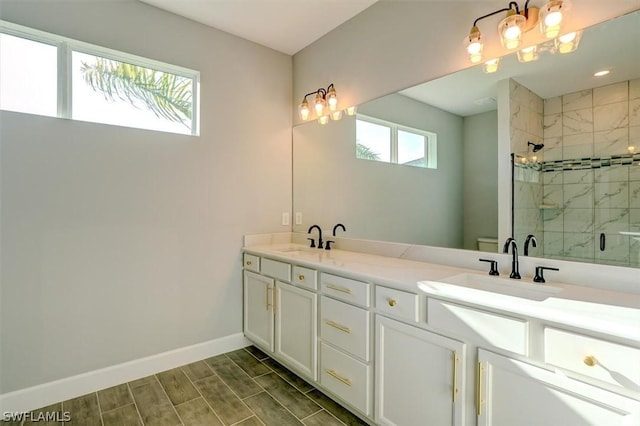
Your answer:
307,225 -> 323,249
333,223 -> 346,236
503,238 -> 521,279
524,234 -> 538,256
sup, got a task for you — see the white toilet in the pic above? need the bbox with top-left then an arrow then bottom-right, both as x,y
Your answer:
477,237 -> 499,252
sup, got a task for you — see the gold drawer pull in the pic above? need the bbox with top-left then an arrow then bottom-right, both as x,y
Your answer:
388,299 -> 397,307
326,369 -> 352,387
246,260 -> 252,266
476,362 -> 483,416
452,353 -> 459,403
326,320 -> 351,334
584,356 -> 598,367
298,274 -> 305,281
327,284 -> 352,294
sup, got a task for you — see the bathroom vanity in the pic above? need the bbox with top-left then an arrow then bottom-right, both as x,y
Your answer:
242,234 -> 640,426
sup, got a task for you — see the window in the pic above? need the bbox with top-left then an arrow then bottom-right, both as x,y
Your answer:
0,20 -> 199,135
0,33 -> 57,116
356,115 -> 437,169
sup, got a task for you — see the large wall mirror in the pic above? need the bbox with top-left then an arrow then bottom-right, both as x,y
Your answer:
293,10 -> 640,268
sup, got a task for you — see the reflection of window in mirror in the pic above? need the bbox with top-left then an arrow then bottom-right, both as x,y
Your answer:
355,114 -> 437,169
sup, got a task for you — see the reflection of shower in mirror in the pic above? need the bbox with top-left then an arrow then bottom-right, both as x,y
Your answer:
527,141 -> 544,152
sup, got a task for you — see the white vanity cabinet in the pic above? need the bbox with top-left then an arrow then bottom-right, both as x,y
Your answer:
243,258 -> 318,381
243,246 -> 640,426
375,315 -> 465,426
478,349 -> 640,426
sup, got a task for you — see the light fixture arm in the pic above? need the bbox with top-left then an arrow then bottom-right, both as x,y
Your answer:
472,4 -> 515,27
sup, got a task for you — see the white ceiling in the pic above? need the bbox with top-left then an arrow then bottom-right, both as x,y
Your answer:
400,11 -> 640,116
139,0 -> 379,55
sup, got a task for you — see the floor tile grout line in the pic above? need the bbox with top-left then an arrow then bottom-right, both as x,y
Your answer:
153,373 -> 186,426
125,382 -> 146,426
93,391 -> 105,426
253,384 -> 317,425
182,359 -> 237,426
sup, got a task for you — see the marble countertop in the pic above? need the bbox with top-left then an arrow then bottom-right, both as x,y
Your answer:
244,242 -> 640,343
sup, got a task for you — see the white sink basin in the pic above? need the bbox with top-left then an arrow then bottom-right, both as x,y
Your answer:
419,273 -> 562,302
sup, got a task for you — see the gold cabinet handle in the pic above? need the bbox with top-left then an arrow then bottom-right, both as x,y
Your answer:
326,369 -> 352,387
584,355 -> 598,367
388,299 -> 397,307
298,274 -> 305,281
272,286 -> 277,312
476,362 -> 483,416
246,260 -> 252,266
327,284 -> 352,294
452,353 -> 459,403
326,320 -> 351,334
266,285 -> 271,310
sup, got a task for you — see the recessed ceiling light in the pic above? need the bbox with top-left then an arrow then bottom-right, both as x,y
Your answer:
593,69 -> 611,77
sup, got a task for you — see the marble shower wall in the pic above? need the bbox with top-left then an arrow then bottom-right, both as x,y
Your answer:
541,79 -> 640,266
510,79 -> 544,252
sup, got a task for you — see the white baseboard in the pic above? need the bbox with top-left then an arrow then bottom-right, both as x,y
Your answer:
0,333 -> 250,414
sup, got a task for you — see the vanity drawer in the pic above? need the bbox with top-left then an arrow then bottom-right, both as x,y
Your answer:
375,286 -> 419,323
544,327 -> 640,389
428,299 -> 528,355
321,296 -> 370,361
292,265 -> 317,290
261,258 -> 291,282
321,273 -> 370,307
243,254 -> 260,272
320,342 -> 371,416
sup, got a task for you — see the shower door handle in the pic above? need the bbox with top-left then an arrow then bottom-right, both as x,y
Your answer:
599,233 -> 605,251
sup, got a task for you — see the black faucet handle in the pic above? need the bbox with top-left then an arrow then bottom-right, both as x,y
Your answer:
307,238 -> 316,248
325,240 -> 335,250
533,266 -> 559,283
479,258 -> 499,276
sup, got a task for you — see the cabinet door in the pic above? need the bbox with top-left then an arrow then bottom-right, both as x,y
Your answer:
478,349 -> 640,426
375,316 -> 465,426
243,271 -> 274,352
275,281 -> 318,380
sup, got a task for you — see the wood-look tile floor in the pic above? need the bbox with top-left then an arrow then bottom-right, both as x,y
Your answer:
2,346 -> 368,426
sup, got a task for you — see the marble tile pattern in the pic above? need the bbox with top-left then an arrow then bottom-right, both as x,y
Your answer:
533,80 -> 639,265
2,347 -> 367,426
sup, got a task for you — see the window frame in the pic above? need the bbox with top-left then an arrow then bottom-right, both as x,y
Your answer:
356,114 -> 437,168
0,20 -> 200,135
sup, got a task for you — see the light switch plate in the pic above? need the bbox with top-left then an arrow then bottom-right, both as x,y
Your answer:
295,212 -> 302,225
282,212 -> 290,226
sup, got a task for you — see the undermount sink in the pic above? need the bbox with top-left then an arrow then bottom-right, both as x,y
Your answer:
419,273 -> 563,302
272,246 -> 319,256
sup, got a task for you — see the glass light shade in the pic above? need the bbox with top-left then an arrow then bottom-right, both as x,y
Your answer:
314,92 -> 326,115
298,99 -> 310,121
517,45 -> 539,63
331,110 -> 343,121
482,58 -> 500,74
554,31 -> 581,54
465,26 -> 484,63
345,105 -> 357,116
498,13 -> 526,50
540,0 -> 568,38
318,115 -> 329,125
326,87 -> 338,111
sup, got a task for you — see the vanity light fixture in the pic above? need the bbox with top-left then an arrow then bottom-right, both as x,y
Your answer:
540,0 -> 570,38
483,58 -> 501,73
464,0 -> 574,63
331,110 -> 343,121
345,105 -> 357,116
553,31 -> 581,54
298,83 -> 339,121
318,115 -> 330,125
517,45 -> 539,62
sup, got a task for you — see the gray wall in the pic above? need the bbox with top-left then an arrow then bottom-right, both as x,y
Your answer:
293,93 -> 463,247
0,0 -> 291,393
462,110 -> 499,250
